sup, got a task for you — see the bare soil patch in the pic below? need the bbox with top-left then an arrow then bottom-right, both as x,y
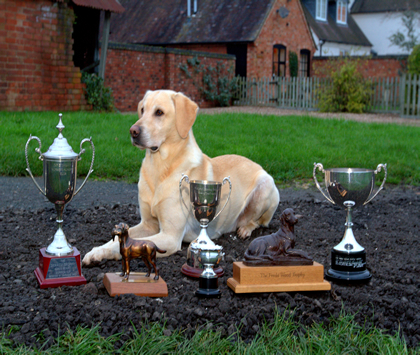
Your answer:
1,177 -> 419,349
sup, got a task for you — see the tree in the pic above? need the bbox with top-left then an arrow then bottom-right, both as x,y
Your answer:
389,10 -> 420,53
408,44 -> 420,74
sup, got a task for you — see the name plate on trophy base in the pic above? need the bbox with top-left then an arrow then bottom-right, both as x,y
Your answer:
227,261 -> 331,293
326,249 -> 372,283
34,247 -> 87,289
103,272 -> 168,297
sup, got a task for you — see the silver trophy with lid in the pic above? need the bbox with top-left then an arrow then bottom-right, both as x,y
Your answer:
313,163 -> 387,283
25,113 -> 94,288
179,174 -> 231,297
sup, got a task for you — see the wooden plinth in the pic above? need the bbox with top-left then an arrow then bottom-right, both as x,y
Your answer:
103,272 -> 168,297
34,247 -> 86,289
227,261 -> 331,293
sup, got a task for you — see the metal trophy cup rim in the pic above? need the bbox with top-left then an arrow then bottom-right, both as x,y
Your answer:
25,113 -> 95,257
179,174 -> 231,279
313,162 -> 387,283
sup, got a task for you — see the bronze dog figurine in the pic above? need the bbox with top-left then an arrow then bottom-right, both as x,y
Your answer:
243,208 -> 312,266
112,223 -> 167,280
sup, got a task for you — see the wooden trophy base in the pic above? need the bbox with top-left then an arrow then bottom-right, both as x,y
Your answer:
103,272 -> 168,297
227,261 -> 331,293
34,247 -> 86,289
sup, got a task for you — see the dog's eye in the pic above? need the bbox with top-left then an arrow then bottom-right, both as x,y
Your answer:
155,109 -> 164,116
141,107 -> 144,115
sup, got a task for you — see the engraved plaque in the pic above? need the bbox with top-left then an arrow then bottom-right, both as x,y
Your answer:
331,250 -> 366,272
46,257 -> 80,279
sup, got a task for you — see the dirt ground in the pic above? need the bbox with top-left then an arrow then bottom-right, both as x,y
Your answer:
1,175 -> 419,349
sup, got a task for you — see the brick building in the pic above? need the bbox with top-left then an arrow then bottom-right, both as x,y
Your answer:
108,0 -> 317,79
0,0 -> 124,112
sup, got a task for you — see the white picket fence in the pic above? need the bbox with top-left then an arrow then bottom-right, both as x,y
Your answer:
400,73 -> 420,118
233,74 -> 420,118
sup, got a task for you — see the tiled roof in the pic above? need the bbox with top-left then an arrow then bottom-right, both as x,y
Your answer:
302,3 -> 371,46
351,0 -> 420,14
108,0 -> 275,44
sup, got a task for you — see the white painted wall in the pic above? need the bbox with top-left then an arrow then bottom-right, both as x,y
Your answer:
311,30 -> 371,57
352,12 -> 420,55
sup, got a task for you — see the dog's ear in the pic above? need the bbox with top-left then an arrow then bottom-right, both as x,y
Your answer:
173,92 -> 198,139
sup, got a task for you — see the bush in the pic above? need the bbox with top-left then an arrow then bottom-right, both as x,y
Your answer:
180,57 -> 237,107
408,44 -> 420,74
201,63 -> 237,107
317,57 -> 372,113
81,72 -> 115,112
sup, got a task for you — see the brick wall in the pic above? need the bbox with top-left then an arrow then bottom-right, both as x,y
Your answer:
247,0 -> 316,78
0,0 -> 88,111
313,56 -> 408,78
169,43 -> 227,55
104,43 -> 236,111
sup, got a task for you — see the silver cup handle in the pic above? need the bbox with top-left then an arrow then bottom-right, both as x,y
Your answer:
74,137 -> 95,197
213,176 -> 232,222
364,163 -> 387,205
313,162 -> 335,204
25,135 -> 46,196
179,174 -> 192,216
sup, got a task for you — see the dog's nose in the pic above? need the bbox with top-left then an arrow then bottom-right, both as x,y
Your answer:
130,125 -> 141,138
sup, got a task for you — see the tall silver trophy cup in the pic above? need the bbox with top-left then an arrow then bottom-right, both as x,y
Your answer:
313,163 -> 387,283
179,174 -> 231,297
25,113 -> 94,288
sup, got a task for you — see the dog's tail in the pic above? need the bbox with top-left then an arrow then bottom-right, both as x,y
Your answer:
156,247 -> 167,254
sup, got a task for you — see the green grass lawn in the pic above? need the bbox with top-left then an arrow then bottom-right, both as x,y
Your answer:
1,111 -> 420,185
2,312 -> 415,354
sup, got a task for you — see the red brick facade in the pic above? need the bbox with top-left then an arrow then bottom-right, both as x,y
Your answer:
0,0 -> 88,111
247,0 -> 315,78
170,0 -> 317,79
313,56 -> 408,78
0,0 -> 409,113
104,43 -> 236,111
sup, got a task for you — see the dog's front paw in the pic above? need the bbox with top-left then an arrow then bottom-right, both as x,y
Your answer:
82,245 -> 122,266
237,226 -> 252,239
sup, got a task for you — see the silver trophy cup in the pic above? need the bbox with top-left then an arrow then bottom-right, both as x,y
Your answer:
313,163 -> 387,282
25,114 -> 95,256
179,174 -> 231,297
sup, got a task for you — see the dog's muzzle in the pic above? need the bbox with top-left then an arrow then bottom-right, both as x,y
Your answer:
130,124 -> 159,152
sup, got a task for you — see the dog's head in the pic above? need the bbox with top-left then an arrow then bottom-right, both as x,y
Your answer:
112,222 -> 129,243
280,208 -> 301,227
130,90 -> 199,153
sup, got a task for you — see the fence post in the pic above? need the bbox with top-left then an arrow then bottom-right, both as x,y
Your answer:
400,74 -> 405,117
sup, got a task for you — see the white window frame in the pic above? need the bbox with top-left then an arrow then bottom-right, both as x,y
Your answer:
316,0 -> 327,21
336,0 -> 347,24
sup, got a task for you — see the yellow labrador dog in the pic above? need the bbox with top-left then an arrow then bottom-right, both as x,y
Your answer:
82,90 -> 279,265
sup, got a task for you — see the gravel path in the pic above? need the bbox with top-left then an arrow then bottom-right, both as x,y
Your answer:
199,106 -> 420,126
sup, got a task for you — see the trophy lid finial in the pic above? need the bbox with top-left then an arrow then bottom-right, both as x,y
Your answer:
57,113 -> 65,138
43,113 -> 78,160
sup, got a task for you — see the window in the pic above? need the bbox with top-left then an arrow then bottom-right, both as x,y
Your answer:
299,50 -> 310,77
316,0 -> 327,21
273,45 -> 286,77
337,0 -> 347,24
